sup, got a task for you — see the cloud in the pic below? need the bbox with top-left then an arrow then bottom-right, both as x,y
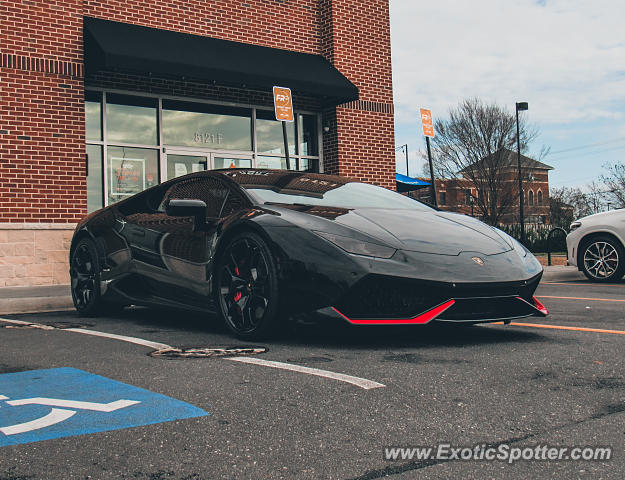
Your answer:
389,0 -> 625,127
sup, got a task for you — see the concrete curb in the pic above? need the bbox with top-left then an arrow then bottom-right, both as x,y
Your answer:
541,265 -> 586,282
0,285 -> 73,315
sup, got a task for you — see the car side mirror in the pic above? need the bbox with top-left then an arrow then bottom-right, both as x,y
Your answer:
166,198 -> 210,231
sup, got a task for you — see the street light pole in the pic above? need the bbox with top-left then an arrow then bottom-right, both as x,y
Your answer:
426,137 -> 438,207
404,144 -> 409,177
516,102 -> 528,244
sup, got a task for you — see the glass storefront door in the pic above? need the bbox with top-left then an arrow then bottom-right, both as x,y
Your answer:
212,154 -> 252,170
164,150 -> 252,180
165,151 -> 209,180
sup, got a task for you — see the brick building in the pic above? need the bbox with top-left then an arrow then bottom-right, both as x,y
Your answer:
415,149 -> 553,225
0,0 -> 395,287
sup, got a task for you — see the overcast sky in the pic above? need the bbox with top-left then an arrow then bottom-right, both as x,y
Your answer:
390,0 -> 625,189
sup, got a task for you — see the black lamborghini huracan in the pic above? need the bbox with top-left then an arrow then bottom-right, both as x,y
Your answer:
70,169 -> 548,338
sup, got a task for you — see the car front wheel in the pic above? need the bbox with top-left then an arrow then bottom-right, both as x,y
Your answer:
580,235 -> 625,282
70,238 -> 122,316
215,232 -> 281,339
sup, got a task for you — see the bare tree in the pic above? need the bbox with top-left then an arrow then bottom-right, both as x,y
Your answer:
585,180 -> 607,213
600,161 -> 625,208
550,183 -> 607,227
430,98 -> 538,225
549,187 -> 589,227
549,187 -> 576,228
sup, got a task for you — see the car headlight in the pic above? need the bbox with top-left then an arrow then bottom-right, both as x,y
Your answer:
569,221 -> 581,232
313,231 -> 396,258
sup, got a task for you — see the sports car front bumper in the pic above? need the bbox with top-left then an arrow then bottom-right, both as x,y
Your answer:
323,294 -> 547,325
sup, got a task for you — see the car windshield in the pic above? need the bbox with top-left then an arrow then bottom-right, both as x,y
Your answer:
246,181 -> 433,210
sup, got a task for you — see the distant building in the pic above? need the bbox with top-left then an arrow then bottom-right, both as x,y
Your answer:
414,149 -> 553,225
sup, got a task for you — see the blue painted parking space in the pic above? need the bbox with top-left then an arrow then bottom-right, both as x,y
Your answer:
0,367 -> 208,447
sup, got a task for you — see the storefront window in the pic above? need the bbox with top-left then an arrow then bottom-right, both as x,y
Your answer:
86,145 -> 103,212
107,146 -> 159,205
166,154 -> 208,179
106,94 -> 157,145
162,100 -> 252,150
85,91 -> 102,141
256,156 -> 297,170
298,158 -> 313,171
85,89 -> 321,209
298,114 -> 318,156
256,109 -> 296,155
214,157 -> 252,169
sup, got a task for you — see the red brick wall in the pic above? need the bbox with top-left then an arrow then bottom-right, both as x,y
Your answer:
84,0 -> 320,54
427,170 -> 552,224
0,0 -> 396,222
0,70 -> 85,222
0,0 -> 83,63
320,0 -> 395,189
1,0 -> 84,222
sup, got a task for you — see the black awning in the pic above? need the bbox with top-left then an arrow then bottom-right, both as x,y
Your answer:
84,17 -> 358,105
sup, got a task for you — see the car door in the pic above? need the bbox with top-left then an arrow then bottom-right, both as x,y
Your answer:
155,175 -> 229,291
115,175 -> 225,298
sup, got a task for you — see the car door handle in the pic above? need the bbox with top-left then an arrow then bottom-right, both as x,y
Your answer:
130,229 -> 145,237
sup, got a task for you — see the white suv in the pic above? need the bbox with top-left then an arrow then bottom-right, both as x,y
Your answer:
566,209 -> 625,282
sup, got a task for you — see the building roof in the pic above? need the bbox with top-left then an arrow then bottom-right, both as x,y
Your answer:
460,148 -> 553,174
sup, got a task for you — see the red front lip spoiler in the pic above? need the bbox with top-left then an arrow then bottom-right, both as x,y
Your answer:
517,296 -> 549,316
332,296 -> 548,325
332,299 -> 456,325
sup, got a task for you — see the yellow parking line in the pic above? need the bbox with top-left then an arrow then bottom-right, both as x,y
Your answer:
536,295 -> 625,302
542,282 -> 625,287
490,322 -> 625,335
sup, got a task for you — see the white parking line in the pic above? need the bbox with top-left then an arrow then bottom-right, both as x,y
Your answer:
0,317 -> 385,390
226,357 -> 386,390
64,327 -> 171,350
0,318 -> 170,350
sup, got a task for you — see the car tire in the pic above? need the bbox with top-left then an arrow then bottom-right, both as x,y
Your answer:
579,235 -> 625,282
215,231 -> 281,339
70,237 -> 122,316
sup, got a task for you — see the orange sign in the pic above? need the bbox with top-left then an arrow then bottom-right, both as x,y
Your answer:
420,108 -> 434,138
273,86 -> 294,122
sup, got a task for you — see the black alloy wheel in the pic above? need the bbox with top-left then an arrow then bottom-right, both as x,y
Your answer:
70,238 -> 117,316
216,232 -> 280,339
580,235 -> 625,282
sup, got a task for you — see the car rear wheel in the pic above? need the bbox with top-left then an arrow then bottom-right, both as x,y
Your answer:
215,232 -> 281,339
580,235 -> 625,282
70,238 -> 122,316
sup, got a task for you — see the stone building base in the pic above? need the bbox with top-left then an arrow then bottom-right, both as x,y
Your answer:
0,223 -> 76,288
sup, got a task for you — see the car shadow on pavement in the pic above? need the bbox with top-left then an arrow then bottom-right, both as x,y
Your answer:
7,307 -> 549,350
285,320 -> 548,350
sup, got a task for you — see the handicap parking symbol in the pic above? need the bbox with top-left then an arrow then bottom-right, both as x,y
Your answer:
0,367 -> 208,446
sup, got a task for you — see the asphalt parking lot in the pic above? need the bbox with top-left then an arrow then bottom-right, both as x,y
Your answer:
0,268 -> 623,479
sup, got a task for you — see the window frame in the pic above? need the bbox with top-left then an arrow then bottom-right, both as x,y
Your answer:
85,88 -> 323,208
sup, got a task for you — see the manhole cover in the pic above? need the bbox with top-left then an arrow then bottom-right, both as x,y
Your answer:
0,321 -> 92,330
1,323 -> 53,330
46,322 -> 93,329
150,346 -> 268,359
